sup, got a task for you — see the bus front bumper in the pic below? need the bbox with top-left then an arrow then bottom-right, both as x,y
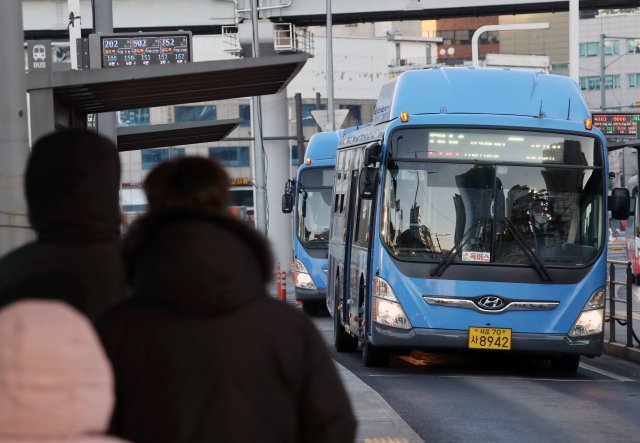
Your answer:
371,323 -> 603,357
295,286 -> 326,302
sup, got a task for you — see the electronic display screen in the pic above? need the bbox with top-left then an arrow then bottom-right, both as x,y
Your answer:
391,128 -> 600,167
592,113 -> 640,137
101,33 -> 190,68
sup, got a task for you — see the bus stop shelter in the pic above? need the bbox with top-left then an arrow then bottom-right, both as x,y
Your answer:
25,53 -> 309,150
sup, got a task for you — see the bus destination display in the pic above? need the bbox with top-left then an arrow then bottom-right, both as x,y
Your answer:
101,34 -> 190,68
592,113 -> 640,137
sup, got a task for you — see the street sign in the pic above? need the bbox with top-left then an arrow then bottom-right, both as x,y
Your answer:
91,32 -> 192,68
311,109 -> 350,131
27,40 -> 51,72
592,113 -> 640,137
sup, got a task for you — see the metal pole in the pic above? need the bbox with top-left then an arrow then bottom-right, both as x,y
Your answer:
609,262 -> 616,342
600,33 -> 606,111
471,23 -> 550,67
626,262 -> 634,347
94,0 -> 117,142
68,0 -> 81,70
315,92 -> 322,133
295,93 -> 305,165
251,0 -> 267,233
326,0 -> 335,131
0,1 -> 33,253
568,0 -> 579,82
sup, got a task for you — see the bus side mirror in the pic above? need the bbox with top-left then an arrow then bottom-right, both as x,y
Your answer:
359,167 -> 378,200
364,142 -> 381,166
281,179 -> 295,214
282,194 -> 294,213
609,187 -> 630,220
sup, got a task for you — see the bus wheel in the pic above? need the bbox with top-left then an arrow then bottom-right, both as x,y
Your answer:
302,300 -> 319,316
362,340 -> 389,367
550,354 -> 580,373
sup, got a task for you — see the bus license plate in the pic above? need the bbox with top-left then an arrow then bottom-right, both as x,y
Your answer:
468,327 -> 511,350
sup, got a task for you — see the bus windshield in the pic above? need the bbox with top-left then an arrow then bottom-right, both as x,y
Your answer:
381,128 -> 604,267
297,167 -> 335,248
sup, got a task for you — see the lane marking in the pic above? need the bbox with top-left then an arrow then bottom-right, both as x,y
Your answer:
579,362 -> 635,381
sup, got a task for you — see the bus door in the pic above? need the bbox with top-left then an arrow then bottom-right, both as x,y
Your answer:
340,168 -> 360,326
347,193 -> 374,334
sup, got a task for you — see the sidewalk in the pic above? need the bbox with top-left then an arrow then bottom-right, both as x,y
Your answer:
269,272 -> 423,443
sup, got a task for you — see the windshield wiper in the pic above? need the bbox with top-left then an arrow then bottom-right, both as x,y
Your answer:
501,217 -> 552,282
430,218 -> 488,278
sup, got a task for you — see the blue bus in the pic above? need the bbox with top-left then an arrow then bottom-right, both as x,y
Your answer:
283,127 -> 362,315
328,67 -> 629,370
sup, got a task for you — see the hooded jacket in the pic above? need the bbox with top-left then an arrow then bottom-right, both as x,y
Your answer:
0,130 -> 127,319
0,300 -> 126,443
97,210 -> 356,443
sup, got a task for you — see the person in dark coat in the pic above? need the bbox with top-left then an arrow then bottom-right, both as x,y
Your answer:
0,129 -> 127,319
97,157 -> 356,443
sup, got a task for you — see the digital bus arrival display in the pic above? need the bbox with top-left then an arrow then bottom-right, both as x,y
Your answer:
101,34 -> 190,68
592,113 -> 640,137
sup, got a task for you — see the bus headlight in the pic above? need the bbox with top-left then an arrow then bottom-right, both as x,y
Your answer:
568,288 -> 605,337
291,259 -> 317,290
373,276 -> 411,330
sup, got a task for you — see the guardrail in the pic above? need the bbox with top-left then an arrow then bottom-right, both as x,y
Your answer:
606,260 -> 640,348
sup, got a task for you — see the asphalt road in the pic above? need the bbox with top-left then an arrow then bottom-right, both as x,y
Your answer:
313,316 -> 640,443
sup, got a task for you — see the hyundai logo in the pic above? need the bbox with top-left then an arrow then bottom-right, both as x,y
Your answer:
477,296 -> 506,310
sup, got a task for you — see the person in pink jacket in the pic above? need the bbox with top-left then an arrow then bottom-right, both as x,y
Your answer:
0,300 -> 127,443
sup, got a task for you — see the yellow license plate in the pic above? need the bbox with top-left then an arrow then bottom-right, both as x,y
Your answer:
468,327 -> 512,350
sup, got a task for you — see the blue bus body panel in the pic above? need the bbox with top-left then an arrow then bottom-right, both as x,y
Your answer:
376,246 -> 606,334
372,67 -> 591,124
293,242 -> 328,290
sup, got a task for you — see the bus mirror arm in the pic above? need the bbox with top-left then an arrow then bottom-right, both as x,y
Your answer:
609,187 -> 631,220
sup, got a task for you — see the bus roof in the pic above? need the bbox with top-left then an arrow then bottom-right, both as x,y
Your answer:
303,125 -> 366,163
372,67 -> 590,124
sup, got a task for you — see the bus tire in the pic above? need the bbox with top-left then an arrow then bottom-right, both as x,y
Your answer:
362,340 -> 389,367
302,300 -> 319,316
550,354 -> 580,373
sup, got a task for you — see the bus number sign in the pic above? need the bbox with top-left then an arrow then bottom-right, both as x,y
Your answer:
592,113 -> 640,137
101,32 -> 191,68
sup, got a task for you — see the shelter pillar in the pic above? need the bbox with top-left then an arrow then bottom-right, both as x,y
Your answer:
262,89 -> 293,272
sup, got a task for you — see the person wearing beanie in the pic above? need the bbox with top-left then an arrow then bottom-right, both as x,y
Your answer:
0,129 -> 127,319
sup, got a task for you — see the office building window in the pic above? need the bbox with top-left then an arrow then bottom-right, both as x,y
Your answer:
175,105 -> 217,122
117,108 -> 150,127
291,145 -> 298,166
579,42 -> 599,57
239,104 -> 251,126
629,73 -> 640,88
141,148 -> 185,170
605,75 -> 621,89
579,75 -> 620,91
604,40 -> 620,55
302,103 -> 326,126
208,147 -> 250,167
628,39 -> 640,53
579,76 -> 600,91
